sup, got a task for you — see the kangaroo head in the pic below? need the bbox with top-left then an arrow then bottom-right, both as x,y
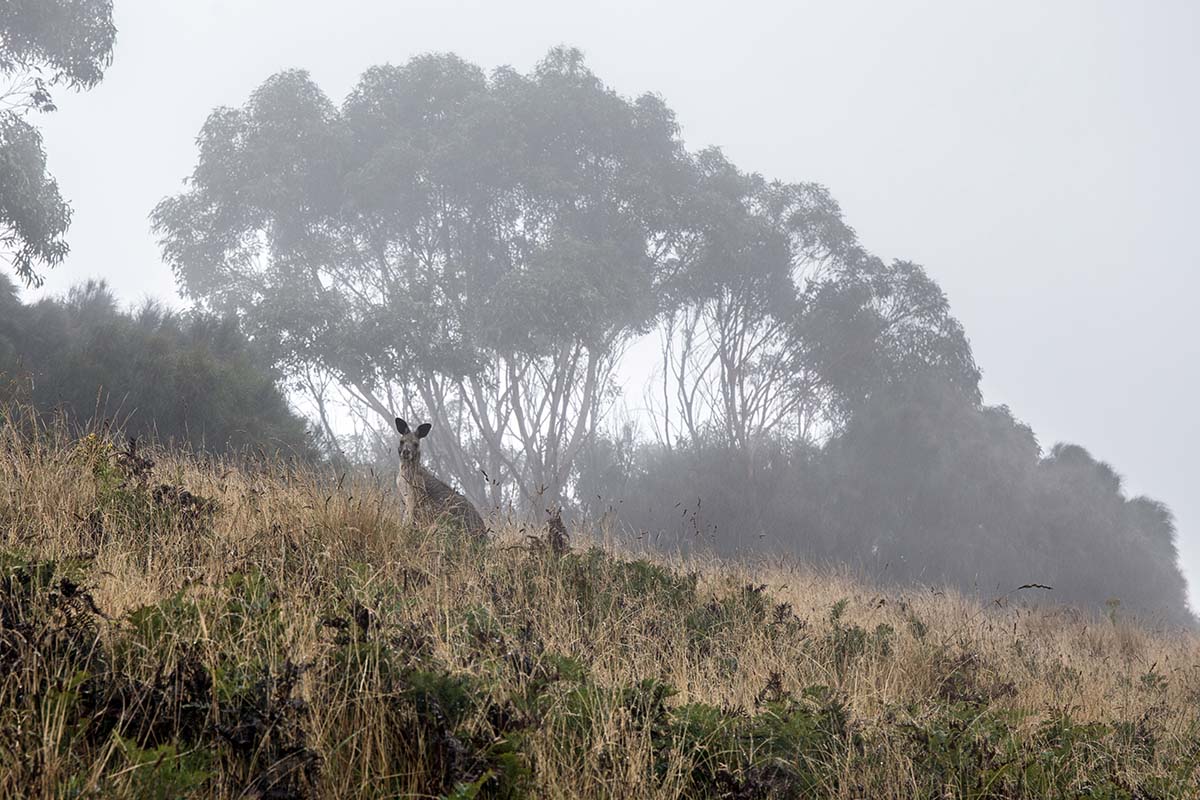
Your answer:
395,417 -> 432,466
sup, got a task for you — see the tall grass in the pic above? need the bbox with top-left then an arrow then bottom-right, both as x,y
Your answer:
0,408 -> 1198,798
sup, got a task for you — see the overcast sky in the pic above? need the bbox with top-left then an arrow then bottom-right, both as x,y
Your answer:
25,0 -> 1200,609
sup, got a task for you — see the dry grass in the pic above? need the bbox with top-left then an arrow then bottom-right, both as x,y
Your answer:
1,411 -> 1198,798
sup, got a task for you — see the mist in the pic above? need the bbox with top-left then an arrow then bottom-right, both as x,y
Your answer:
5,1 -> 1199,623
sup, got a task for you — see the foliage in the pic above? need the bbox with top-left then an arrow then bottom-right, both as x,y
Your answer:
651,148 -> 979,453
820,380 -> 1192,624
0,0 -> 115,286
0,114 -> 70,284
0,278 -> 316,457
0,0 -> 116,94
593,378 -> 1193,624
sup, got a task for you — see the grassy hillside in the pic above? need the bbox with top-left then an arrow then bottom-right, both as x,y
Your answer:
1,416 -> 1198,798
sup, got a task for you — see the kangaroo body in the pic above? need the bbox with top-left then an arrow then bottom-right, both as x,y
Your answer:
394,417 -> 487,537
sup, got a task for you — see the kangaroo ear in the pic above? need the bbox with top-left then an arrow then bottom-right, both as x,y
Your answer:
416,422 -> 432,439
395,418 -> 409,435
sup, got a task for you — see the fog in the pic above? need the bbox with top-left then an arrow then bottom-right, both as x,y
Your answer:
13,1 -> 1200,612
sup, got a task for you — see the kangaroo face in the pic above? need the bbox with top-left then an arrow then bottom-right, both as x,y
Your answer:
395,418 -> 432,466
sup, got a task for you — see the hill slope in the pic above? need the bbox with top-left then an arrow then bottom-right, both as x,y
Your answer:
1,417 -> 1198,798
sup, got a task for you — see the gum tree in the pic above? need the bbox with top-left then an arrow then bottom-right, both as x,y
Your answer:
649,148 -> 978,453
1,0 -> 116,285
154,49 -> 689,509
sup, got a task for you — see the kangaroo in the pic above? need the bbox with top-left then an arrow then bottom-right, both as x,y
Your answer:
394,417 -> 487,537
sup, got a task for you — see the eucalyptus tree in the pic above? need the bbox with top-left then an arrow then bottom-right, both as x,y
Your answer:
794,253 -> 981,428
648,147 -> 978,455
1,0 -> 116,285
154,49 -> 689,509
648,148 -> 854,452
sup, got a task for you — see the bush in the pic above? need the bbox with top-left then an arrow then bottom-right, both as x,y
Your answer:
0,277 -> 316,458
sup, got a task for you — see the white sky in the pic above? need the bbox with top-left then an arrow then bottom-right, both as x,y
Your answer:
23,0 -> 1200,609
